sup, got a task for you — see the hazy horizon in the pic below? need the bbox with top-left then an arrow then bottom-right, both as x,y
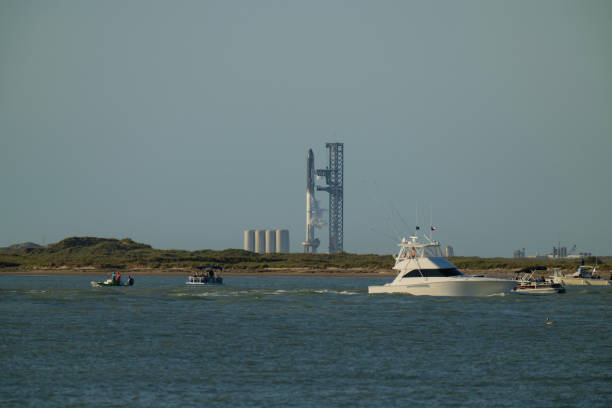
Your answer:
1,1 -> 611,257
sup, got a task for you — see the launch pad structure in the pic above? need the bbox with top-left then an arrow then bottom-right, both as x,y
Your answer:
301,143 -> 344,254
317,143 -> 344,254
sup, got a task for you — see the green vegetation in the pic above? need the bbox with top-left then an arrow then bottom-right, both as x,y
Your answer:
450,256 -> 607,271
0,237 -> 392,271
0,237 -> 609,272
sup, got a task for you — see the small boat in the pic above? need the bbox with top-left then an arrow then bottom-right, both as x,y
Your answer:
186,265 -> 223,285
511,271 -> 565,295
91,275 -> 134,287
368,233 -> 516,296
550,265 -> 611,287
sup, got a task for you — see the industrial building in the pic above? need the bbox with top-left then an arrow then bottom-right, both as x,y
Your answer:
244,229 -> 289,254
445,245 -> 454,257
552,246 -> 567,258
513,244 -> 592,259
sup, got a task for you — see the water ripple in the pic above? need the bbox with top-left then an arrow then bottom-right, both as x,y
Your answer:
0,275 -> 610,407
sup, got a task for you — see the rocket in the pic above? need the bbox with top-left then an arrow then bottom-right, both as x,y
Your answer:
306,149 -> 314,249
307,149 -> 314,194
302,149 -> 320,253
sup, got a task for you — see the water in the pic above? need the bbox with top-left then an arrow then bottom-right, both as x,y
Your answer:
1,275 -> 610,407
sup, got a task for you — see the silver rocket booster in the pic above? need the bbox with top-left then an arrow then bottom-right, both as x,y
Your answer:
307,149 -> 314,194
302,149 -> 320,253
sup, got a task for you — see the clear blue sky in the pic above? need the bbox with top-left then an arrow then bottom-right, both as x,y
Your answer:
1,0 -> 611,256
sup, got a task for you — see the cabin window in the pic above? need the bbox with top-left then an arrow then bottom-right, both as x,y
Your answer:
424,247 -> 443,257
402,268 -> 462,278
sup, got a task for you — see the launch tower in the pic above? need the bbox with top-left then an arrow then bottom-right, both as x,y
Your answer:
316,143 -> 344,253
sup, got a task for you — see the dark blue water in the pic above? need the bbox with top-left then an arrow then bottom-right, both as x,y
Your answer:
1,275 -> 610,407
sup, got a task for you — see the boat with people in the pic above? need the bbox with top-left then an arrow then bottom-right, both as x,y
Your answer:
91,272 -> 134,287
368,233 -> 516,296
549,265 -> 611,287
186,264 -> 223,285
511,270 -> 565,295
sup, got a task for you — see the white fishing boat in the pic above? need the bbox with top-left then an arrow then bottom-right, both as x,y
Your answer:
550,266 -> 611,287
368,234 -> 516,296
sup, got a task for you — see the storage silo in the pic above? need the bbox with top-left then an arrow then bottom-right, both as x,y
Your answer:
276,229 -> 290,253
265,230 -> 276,254
254,230 -> 266,254
243,230 -> 255,252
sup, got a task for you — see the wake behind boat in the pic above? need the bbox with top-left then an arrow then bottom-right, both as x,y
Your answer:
368,234 -> 516,296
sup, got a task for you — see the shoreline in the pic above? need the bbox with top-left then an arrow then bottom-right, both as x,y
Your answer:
0,268 -> 520,279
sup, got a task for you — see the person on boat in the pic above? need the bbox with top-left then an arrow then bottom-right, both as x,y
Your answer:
111,271 -> 117,283
116,273 -> 121,285
410,247 -> 416,258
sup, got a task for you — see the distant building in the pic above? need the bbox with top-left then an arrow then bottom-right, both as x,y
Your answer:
513,248 -> 526,259
445,245 -> 454,257
243,230 -> 255,252
244,229 -> 290,254
254,230 -> 265,254
551,246 -> 567,258
526,252 -> 548,259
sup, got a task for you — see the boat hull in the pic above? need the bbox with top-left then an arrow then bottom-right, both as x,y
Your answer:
511,286 -> 565,295
185,282 -> 223,286
551,277 -> 611,287
90,281 -> 133,287
368,278 -> 516,296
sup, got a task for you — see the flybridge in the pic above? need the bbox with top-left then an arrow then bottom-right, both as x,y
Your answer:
397,235 -> 443,259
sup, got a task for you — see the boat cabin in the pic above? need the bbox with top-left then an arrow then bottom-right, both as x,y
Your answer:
393,236 -> 463,280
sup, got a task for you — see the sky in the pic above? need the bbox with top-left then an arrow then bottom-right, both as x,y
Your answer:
1,0 -> 611,257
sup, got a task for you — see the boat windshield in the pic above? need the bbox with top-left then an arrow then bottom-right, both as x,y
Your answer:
423,246 -> 443,257
399,245 -> 443,259
403,268 -> 462,278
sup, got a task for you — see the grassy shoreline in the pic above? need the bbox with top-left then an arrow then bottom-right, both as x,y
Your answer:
1,237 -> 607,279
0,267 -> 534,279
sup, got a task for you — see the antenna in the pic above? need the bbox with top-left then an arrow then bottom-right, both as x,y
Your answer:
415,202 -> 419,235
368,180 -> 402,242
369,226 -> 402,243
391,206 -> 411,234
428,205 -> 433,241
